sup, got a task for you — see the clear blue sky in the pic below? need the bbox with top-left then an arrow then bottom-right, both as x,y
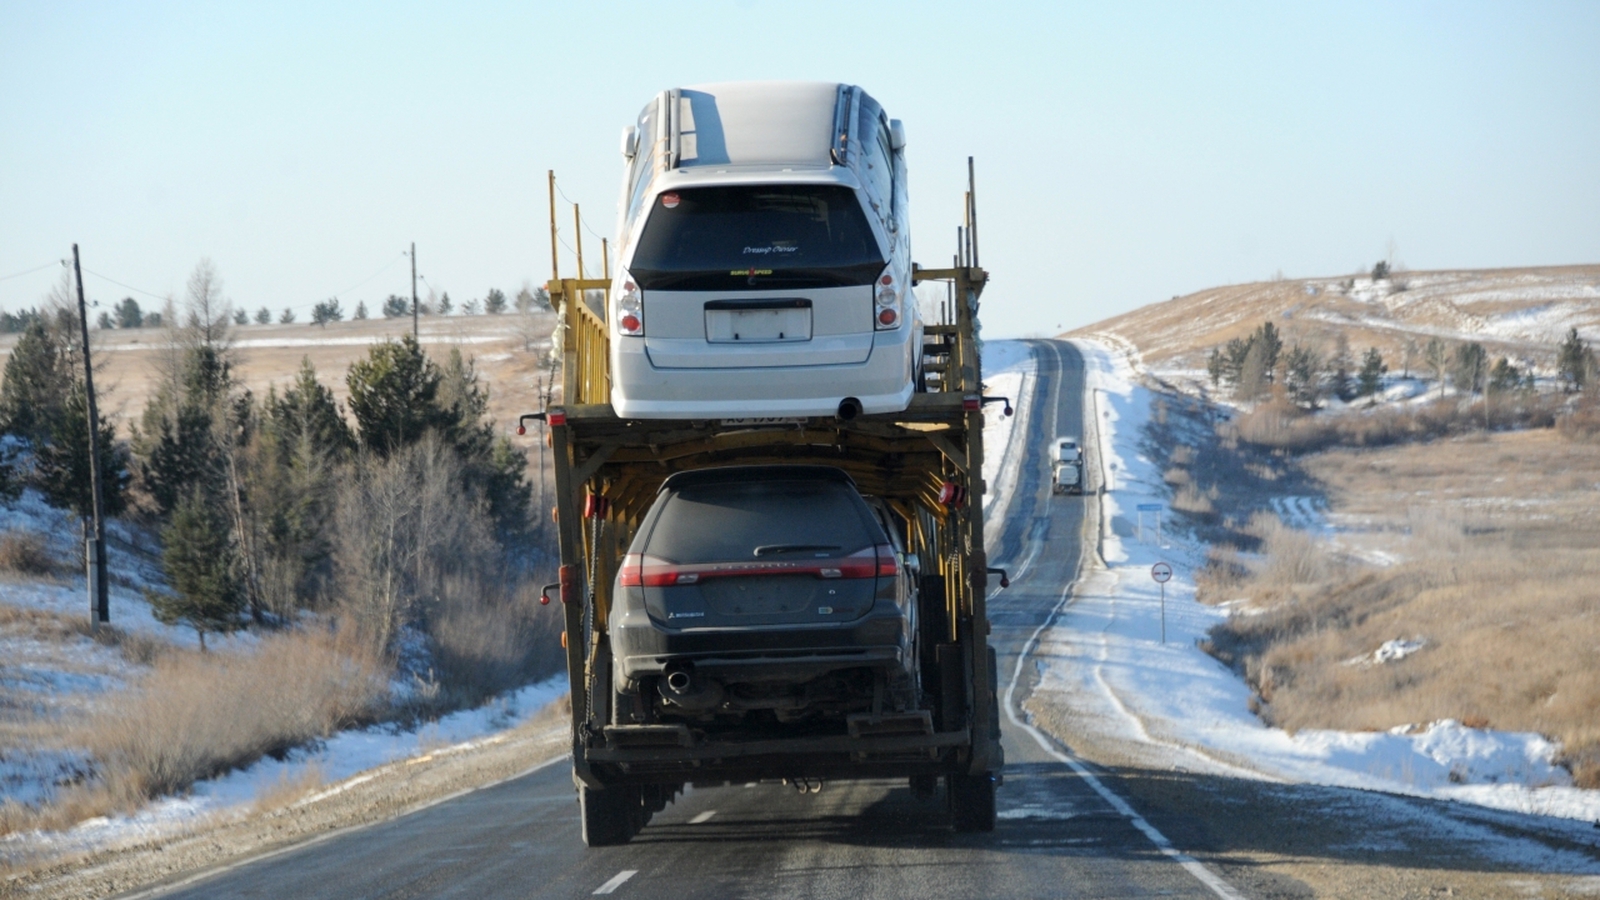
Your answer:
3,1 -> 1597,337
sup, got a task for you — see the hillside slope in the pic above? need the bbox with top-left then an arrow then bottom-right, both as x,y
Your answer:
1067,264 -> 1600,383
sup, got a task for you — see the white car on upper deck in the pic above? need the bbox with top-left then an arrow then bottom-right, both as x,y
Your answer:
606,81 -> 919,420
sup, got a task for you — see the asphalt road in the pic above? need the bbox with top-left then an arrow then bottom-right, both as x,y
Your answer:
145,340 -> 1240,900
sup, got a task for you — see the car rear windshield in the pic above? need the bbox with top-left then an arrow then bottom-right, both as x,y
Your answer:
640,479 -> 881,564
628,185 -> 885,291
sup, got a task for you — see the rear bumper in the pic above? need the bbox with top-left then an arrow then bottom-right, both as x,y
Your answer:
610,599 -> 912,685
609,323 -> 918,418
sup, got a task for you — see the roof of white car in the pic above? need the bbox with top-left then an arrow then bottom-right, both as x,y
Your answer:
677,81 -> 840,169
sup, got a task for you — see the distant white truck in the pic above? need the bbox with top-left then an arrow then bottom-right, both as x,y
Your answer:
1051,437 -> 1084,495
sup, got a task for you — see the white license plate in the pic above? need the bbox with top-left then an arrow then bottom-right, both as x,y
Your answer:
718,417 -> 808,427
705,306 -> 811,343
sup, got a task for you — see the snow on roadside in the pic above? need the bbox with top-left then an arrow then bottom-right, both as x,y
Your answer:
1027,338 -> 1600,824
979,340 -> 1034,527
3,676 -> 567,859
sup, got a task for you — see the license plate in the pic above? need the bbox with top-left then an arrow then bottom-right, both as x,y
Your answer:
718,417 -> 807,427
705,306 -> 811,343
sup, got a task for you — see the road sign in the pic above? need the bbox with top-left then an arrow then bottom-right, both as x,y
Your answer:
1136,503 -> 1162,512
1151,561 -> 1173,643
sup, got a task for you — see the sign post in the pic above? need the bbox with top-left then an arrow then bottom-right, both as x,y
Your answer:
1136,503 -> 1162,544
1150,561 -> 1173,643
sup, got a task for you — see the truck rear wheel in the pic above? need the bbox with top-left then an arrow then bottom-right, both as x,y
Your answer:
948,771 -> 997,832
579,783 -> 637,846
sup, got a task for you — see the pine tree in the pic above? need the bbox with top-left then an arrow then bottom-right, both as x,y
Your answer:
0,320 -> 70,445
149,487 -> 245,650
484,288 -> 508,315
436,292 -> 453,316
255,306 -> 272,325
268,358 -> 355,461
1452,342 -> 1487,395
279,308 -> 296,324
382,295 -> 410,318
1557,327 -> 1591,393
1356,347 -> 1387,403
1330,333 -> 1354,402
353,300 -> 369,320
1283,344 -> 1322,408
345,335 -> 452,457
34,382 -> 130,518
1205,347 -> 1225,388
114,298 -> 143,329
1488,357 -> 1524,394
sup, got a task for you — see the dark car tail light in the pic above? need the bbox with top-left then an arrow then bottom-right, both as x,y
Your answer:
619,549 -> 887,586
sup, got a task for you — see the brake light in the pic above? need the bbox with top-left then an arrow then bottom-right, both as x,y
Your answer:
618,549 -> 887,585
875,544 -> 898,577
548,409 -> 567,427
874,264 -> 901,331
614,269 -> 643,337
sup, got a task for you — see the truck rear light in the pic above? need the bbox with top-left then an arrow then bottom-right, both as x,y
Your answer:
548,409 -> 567,427
621,550 -> 884,585
614,269 -> 644,336
962,395 -> 981,412
877,307 -> 898,327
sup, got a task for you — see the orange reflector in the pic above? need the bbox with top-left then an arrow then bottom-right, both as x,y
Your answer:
560,631 -> 568,649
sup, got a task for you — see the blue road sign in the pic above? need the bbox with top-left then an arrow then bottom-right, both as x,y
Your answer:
1136,503 -> 1162,512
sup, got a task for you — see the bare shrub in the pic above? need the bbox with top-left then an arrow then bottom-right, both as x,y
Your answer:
1557,395 -> 1600,442
425,580 -> 564,707
1247,513 -> 1328,587
1162,466 -> 1190,487
1171,483 -> 1216,518
1169,445 -> 1195,466
0,531 -> 59,576
333,435 -> 498,654
73,627 -> 387,806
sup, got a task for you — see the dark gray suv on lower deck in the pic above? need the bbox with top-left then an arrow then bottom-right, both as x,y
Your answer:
609,465 -> 919,729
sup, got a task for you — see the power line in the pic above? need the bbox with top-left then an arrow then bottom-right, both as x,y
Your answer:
329,253 -> 406,297
553,181 -> 609,244
0,260 -> 64,283
80,267 -> 169,301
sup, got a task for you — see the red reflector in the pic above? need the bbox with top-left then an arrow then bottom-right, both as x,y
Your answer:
877,308 -> 897,326
584,492 -> 609,519
548,409 -> 567,427
620,313 -> 641,332
875,544 -> 898,577
516,425 -> 526,435
962,395 -> 981,412
880,274 -> 893,285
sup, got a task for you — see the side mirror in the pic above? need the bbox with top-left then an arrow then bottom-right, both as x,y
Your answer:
620,125 -> 639,159
888,119 -> 906,152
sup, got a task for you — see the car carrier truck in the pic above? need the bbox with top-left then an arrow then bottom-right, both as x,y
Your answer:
524,160 -> 1004,846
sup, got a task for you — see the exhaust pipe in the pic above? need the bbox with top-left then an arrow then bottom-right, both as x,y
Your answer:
836,397 -> 863,421
658,665 -> 724,712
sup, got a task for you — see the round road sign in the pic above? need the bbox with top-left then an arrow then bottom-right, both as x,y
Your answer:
1150,562 -> 1173,584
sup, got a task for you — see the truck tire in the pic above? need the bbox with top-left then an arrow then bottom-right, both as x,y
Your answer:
579,783 -> 636,846
948,771 -> 997,832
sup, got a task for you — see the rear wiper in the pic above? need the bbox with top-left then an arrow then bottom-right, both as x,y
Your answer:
753,544 -> 841,557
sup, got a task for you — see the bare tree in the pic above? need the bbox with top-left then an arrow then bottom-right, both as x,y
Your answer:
184,259 -> 233,351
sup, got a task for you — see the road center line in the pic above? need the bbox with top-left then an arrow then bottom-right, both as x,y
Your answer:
688,810 -> 717,824
592,869 -> 637,894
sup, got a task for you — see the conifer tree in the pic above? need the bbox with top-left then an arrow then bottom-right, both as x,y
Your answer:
150,487 -> 245,650
1356,347 -> 1387,403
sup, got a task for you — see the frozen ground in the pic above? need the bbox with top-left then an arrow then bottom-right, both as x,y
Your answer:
1022,339 -> 1600,825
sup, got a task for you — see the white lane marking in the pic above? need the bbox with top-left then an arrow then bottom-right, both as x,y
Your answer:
997,342 -> 1248,900
688,810 -> 717,824
593,869 -> 638,894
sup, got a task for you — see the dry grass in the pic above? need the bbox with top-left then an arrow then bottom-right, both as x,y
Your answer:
0,626 -> 391,835
1200,429 -> 1600,787
1233,394 -> 1561,454
0,530 -> 61,576
78,628 -> 389,803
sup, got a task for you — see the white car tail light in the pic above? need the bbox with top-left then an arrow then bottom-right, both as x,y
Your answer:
874,266 -> 901,331
614,269 -> 643,336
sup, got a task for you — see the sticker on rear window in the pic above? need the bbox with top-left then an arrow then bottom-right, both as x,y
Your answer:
729,269 -> 773,276
660,192 -> 680,209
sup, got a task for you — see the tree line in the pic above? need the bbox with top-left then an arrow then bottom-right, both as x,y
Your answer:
1207,321 -> 1595,407
28,283 -> 557,334
0,262 -> 540,654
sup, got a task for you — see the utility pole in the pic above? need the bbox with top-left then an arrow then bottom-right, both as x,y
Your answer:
71,245 -> 109,626
409,242 -> 418,341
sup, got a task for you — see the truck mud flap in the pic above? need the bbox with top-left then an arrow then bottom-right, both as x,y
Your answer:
936,643 -> 966,731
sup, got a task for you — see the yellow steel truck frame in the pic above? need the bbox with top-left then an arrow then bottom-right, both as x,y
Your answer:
529,165 -> 1003,844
